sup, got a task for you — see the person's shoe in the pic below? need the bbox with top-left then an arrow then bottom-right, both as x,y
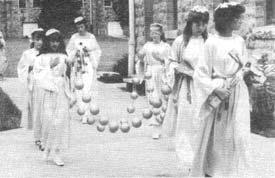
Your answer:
53,155 -> 64,166
39,144 -> 45,151
152,132 -> 161,140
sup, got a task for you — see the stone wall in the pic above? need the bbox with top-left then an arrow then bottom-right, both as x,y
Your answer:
135,0 -> 146,49
20,8 -> 41,23
82,0 -> 118,36
153,0 -> 168,31
177,0 -> 258,35
0,1 -> 22,38
134,0 -> 269,50
0,0 -> 118,38
255,0 -> 266,26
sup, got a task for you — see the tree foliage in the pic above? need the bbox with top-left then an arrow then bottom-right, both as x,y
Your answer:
38,0 -> 82,37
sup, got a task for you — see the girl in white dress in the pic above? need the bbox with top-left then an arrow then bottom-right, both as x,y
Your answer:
136,23 -> 173,139
66,16 -> 102,124
162,6 -> 210,170
191,2 -> 251,177
33,29 -> 72,166
17,28 -> 44,147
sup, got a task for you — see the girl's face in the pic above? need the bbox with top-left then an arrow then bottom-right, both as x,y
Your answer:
33,37 -> 43,50
231,14 -> 244,31
150,30 -> 161,43
49,40 -> 60,52
76,24 -> 86,34
192,21 -> 207,37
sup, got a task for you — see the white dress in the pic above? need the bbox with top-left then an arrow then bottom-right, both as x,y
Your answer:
137,41 -> 173,125
162,35 -> 184,138
33,53 -> 71,150
66,32 -> 102,118
191,34 -> 251,177
174,36 -> 205,168
17,48 -> 38,128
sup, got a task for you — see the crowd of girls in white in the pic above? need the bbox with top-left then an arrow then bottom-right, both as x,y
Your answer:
17,1 -> 252,177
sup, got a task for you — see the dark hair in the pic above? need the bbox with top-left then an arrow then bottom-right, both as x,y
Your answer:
214,3 -> 245,33
183,10 -> 209,47
38,32 -> 67,55
30,31 -> 45,48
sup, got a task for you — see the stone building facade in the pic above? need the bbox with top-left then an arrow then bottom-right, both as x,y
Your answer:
0,0 -> 117,38
134,0 -> 269,48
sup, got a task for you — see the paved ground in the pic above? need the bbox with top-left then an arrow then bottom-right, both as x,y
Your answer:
1,78 -> 275,178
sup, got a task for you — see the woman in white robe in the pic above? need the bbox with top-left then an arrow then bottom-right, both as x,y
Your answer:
33,29 -> 72,166
163,6 -> 210,170
17,28 -> 44,146
162,6 -> 209,138
136,23 -> 173,139
66,16 -> 102,124
191,2 -> 251,177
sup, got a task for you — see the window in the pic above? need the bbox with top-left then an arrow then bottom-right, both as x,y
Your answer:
104,0 -> 112,7
33,0 -> 41,8
19,0 -> 26,8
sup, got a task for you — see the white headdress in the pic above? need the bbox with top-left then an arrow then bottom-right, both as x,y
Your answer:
150,23 -> 163,35
74,16 -> 85,24
31,28 -> 44,35
29,28 -> 44,43
215,1 -> 240,11
45,29 -> 60,36
191,6 -> 208,13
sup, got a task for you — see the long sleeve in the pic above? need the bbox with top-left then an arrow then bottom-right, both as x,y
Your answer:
163,43 -> 177,86
66,36 -> 76,64
33,55 -> 57,92
166,37 -> 183,87
17,51 -> 30,84
89,36 -> 102,69
135,43 -> 148,76
193,41 -> 225,112
171,35 -> 184,63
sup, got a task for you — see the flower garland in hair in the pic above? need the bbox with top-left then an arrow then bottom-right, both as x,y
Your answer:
215,1 -> 239,11
191,6 -> 208,13
150,23 -> 164,35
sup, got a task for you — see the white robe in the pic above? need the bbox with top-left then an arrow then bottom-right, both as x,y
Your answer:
66,32 -> 102,117
136,41 -> 173,125
191,34 -> 251,177
174,36 -> 205,169
33,53 -> 71,150
162,35 -> 184,138
17,48 -> 39,131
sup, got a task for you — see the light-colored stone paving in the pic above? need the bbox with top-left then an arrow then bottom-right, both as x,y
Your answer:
0,78 -> 275,178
